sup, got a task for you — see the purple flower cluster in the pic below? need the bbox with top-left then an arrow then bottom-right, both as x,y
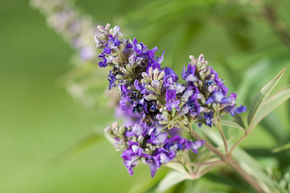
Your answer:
180,55 -> 247,127
105,122 -> 204,177
96,24 -> 245,177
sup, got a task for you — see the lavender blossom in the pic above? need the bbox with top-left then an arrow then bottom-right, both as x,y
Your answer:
96,24 -> 245,177
105,122 -> 204,177
180,55 -> 247,127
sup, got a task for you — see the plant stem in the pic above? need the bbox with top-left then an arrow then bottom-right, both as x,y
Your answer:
189,129 -> 265,193
188,160 -> 224,167
198,162 -> 225,177
215,117 -> 229,153
229,131 -> 248,154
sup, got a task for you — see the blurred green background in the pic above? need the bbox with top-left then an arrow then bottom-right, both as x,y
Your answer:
0,0 -> 289,193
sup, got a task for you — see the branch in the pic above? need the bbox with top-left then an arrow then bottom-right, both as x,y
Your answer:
229,132 -> 248,154
198,161 -> 226,177
215,117 -> 229,153
188,160 -> 224,167
179,122 -> 266,193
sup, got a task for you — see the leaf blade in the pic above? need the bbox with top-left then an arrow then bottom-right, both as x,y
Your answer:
253,86 -> 290,127
221,120 -> 245,131
156,171 -> 191,193
273,142 -> 290,153
165,162 -> 189,175
247,67 -> 286,129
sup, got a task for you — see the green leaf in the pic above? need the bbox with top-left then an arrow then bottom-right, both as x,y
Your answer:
128,167 -> 168,193
236,61 -> 269,105
279,167 -> 290,193
156,171 -> 191,193
50,131 -> 103,165
234,114 -> 246,129
247,67 -> 286,129
253,86 -> 290,127
165,162 -> 189,175
273,142 -> 290,153
221,120 -> 245,131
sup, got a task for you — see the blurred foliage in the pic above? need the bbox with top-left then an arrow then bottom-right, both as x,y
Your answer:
0,0 -> 289,192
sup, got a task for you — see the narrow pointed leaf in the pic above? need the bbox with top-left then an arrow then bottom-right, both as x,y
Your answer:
165,162 -> 189,175
279,167 -> 290,192
222,120 -> 245,131
253,86 -> 290,127
247,67 -> 286,129
234,114 -> 246,129
273,142 -> 290,153
128,168 -> 167,193
156,171 -> 191,192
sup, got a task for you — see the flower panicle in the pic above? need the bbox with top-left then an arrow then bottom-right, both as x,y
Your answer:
95,24 -> 245,177
105,122 -> 204,177
182,55 -> 246,127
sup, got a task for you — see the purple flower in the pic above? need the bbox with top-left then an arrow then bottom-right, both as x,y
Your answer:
230,105 -> 247,116
165,89 -> 180,110
103,47 -> 111,54
210,67 -> 228,95
105,121 -> 204,177
108,70 -> 116,89
149,130 -> 167,145
191,140 -> 205,154
206,91 -> 225,104
122,149 -> 139,176
166,89 -> 176,102
182,63 -> 196,81
168,127 -> 180,137
134,80 -> 144,92
98,53 -> 107,67
147,47 -> 158,62
204,112 -> 214,127
156,51 -> 165,64
98,61 -> 107,68
146,48 -> 162,70
146,159 -> 158,177
107,35 -> 120,49
97,25 -> 248,178
187,99 -> 200,115
154,148 -> 175,166
163,67 -> 178,87
132,38 -> 145,55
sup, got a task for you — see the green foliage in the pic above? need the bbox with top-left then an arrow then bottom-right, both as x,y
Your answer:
156,171 -> 191,193
255,86 -> 290,128
221,120 -> 245,131
273,142 -> 290,153
247,67 -> 287,130
279,167 -> 290,192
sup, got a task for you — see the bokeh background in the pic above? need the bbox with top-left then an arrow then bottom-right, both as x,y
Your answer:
0,0 -> 289,193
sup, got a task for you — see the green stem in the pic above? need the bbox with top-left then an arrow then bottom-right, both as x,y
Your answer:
188,160 -> 224,167
198,161 -> 225,177
229,131 -> 248,154
215,117 -> 229,153
178,122 -> 265,193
